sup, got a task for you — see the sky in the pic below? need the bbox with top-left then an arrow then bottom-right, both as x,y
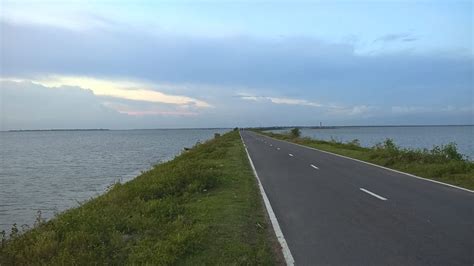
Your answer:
0,0 -> 472,130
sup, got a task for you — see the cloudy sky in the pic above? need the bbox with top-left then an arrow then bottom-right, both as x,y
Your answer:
0,0 -> 472,130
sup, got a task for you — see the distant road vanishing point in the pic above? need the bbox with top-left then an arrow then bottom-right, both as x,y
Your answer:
240,130 -> 473,265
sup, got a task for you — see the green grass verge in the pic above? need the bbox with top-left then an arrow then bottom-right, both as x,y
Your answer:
258,130 -> 474,190
1,131 -> 279,265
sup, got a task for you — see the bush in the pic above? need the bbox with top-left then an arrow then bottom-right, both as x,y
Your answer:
382,138 -> 397,150
437,142 -> 463,161
290,128 -> 301,138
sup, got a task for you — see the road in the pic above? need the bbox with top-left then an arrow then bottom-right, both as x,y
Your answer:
240,130 -> 474,266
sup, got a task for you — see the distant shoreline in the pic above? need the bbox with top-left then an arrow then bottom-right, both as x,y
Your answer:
3,128 -> 230,132
7,129 -> 110,132
253,124 -> 474,130
1,124 -> 473,132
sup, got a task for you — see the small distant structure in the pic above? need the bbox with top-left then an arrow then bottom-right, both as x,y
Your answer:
320,122 -> 322,128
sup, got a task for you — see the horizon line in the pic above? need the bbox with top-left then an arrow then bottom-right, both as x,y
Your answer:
2,124 -> 473,132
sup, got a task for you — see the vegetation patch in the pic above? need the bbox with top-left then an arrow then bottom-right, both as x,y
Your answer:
259,129 -> 474,190
1,131 -> 279,265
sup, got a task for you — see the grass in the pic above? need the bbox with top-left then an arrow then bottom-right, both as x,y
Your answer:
1,131 -> 280,265
258,130 -> 474,190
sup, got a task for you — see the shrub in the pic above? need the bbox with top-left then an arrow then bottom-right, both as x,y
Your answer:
290,128 -> 301,138
382,138 -> 397,150
438,142 -> 463,161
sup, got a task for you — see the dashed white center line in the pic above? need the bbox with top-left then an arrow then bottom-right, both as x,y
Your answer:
360,188 -> 387,201
277,147 -> 280,150
289,153 -> 294,157
310,164 -> 319,170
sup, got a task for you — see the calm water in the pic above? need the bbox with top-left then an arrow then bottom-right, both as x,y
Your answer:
272,126 -> 474,159
0,129 -> 228,233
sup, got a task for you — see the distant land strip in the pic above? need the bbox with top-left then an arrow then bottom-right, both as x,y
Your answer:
7,129 -> 110,132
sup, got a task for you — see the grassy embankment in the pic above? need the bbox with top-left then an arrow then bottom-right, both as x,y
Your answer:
1,131 -> 280,265
258,129 -> 474,190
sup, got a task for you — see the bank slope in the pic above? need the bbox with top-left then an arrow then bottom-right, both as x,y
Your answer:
1,131 -> 279,265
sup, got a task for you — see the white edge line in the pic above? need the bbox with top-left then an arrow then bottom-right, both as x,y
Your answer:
255,132 -> 474,193
310,164 -> 319,170
240,132 -> 295,266
360,188 -> 388,201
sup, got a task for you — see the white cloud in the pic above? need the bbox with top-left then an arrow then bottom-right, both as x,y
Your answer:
391,106 -> 430,114
238,95 -> 260,101
0,78 -> 212,129
328,105 -> 375,116
350,105 -> 373,115
267,97 -> 323,107
20,76 -> 212,108
237,93 -> 381,119
1,1 -> 119,31
238,93 -> 323,107
101,102 -> 198,117
391,105 -> 474,115
0,80 -> 123,130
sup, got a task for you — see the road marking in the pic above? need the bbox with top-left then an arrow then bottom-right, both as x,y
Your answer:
277,147 -> 280,150
360,188 -> 387,201
240,132 -> 295,266
310,164 -> 319,170
270,144 -> 273,147
289,153 -> 294,157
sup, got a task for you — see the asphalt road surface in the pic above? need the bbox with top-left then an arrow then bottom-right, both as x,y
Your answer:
240,130 -> 473,266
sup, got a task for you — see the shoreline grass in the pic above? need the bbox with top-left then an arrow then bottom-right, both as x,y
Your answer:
257,129 -> 474,190
1,131 -> 280,265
